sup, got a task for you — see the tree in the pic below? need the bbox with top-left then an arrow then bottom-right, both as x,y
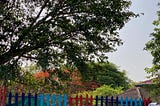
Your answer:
145,4 -> 160,100
145,8 -> 160,79
84,62 -> 131,90
0,0 -> 136,81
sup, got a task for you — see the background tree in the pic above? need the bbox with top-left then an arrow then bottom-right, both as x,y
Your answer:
145,8 -> 160,81
0,0 -> 136,81
145,4 -> 160,101
84,62 -> 131,90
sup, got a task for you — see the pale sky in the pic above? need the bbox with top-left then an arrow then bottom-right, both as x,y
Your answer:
108,0 -> 159,82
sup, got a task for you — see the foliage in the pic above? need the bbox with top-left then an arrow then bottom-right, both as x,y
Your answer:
74,85 -> 123,98
0,0 -> 136,80
145,4 -> 160,98
83,62 -> 131,90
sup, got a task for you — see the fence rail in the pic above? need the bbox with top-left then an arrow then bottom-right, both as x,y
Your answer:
4,92 -> 151,106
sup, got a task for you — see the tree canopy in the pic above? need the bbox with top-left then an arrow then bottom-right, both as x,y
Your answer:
145,4 -> 160,100
83,62 -> 131,90
0,0 -> 136,80
145,8 -> 160,78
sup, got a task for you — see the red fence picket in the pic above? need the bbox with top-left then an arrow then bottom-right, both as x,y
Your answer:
143,97 -> 152,106
69,95 -> 93,106
0,85 -> 7,106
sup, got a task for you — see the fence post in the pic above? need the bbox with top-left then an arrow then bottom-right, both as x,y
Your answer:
8,92 -> 12,106
80,95 -> 83,106
125,97 -> 128,106
15,92 -> 18,106
28,93 -> 31,106
116,96 -> 118,106
86,94 -> 89,106
129,97 -> 133,106
90,95 -> 93,106
120,97 -> 123,106
95,96 -> 98,106
64,94 -> 67,106
75,95 -> 78,106
139,98 -> 142,106
69,96 -> 73,106
58,94 -> 62,106
52,94 -> 56,106
105,96 -> 108,106
39,93 -> 44,106
34,93 -> 37,106
46,94 -> 50,106
101,96 -> 103,106
22,93 -> 25,106
134,98 -> 137,106
111,96 -> 114,106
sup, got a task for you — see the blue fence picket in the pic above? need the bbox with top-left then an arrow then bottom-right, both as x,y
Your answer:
130,97 -> 133,106
116,96 -> 118,106
64,94 -> 67,106
111,96 -> 114,106
134,98 -> 137,106
105,96 -> 108,106
8,92 -> 12,106
15,92 -> 18,106
39,93 -> 44,106
34,93 -> 37,106
139,98 -> 143,106
22,93 -> 25,106
52,94 -> 56,106
45,94 -> 50,106
58,94 -> 62,106
28,93 -> 31,106
120,97 -> 123,106
101,96 -> 103,106
95,96 -> 98,106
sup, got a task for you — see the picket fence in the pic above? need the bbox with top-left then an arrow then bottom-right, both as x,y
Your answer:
5,92 -> 152,106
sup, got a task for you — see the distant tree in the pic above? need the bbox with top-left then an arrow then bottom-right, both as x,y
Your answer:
0,0 -> 136,81
145,7 -> 160,80
145,4 -> 160,100
84,62 -> 131,90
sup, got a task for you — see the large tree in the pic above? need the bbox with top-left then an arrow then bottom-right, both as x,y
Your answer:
0,0 -> 136,80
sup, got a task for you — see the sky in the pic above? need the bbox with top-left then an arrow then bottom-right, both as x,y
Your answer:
107,0 -> 159,82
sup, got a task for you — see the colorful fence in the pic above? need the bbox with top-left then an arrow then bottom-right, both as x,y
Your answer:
5,92 -> 151,106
